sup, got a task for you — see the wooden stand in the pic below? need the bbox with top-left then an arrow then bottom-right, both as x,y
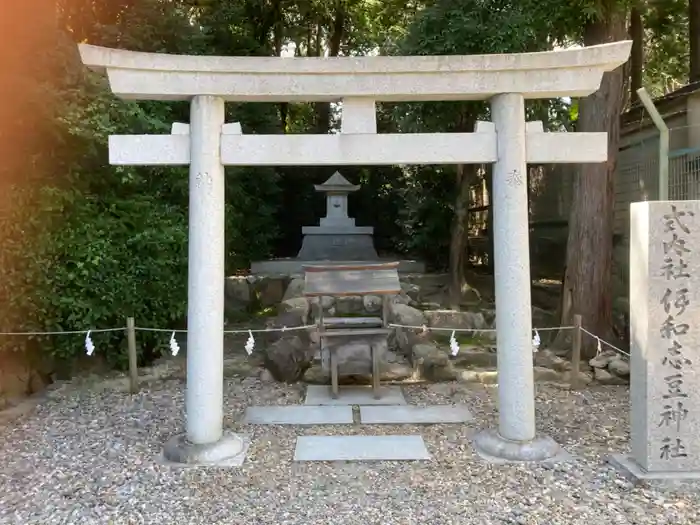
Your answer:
303,262 -> 401,399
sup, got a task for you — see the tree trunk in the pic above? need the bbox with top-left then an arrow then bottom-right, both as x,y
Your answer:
270,0 -> 288,131
629,6 -> 644,104
448,164 -> 474,310
556,9 -> 627,358
485,167 -> 494,272
314,4 -> 345,133
691,0 -> 700,83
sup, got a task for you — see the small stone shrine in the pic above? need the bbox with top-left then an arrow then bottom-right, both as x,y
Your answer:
610,200 -> 700,481
297,172 -> 378,261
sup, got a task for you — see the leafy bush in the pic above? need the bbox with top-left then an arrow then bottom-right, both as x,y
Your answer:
0,185 -> 189,368
0,69 -> 280,369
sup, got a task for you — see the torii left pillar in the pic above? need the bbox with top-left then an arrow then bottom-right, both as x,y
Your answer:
163,96 -> 248,466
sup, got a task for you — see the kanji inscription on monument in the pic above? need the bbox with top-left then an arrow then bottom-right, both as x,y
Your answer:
614,200 -> 700,479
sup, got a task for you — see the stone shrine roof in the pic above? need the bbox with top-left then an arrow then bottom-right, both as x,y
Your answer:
314,171 -> 360,193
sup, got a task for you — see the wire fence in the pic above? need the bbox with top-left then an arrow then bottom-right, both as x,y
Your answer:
0,325 -> 316,337
0,316 -> 629,392
0,319 -> 628,357
388,322 -> 628,357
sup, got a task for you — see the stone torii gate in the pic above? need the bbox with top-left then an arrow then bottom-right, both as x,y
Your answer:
79,41 -> 631,465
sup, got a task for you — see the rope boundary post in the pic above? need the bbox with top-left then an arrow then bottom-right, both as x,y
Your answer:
571,314 -> 582,390
126,317 -> 138,394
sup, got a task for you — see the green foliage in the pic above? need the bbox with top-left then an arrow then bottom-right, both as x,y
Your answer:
644,0 -> 690,96
41,188 -> 187,367
393,166 -> 455,266
1,0 -> 690,373
388,0 -> 570,265
0,1 -> 281,369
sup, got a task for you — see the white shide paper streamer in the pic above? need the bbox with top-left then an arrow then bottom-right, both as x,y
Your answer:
85,331 -> 95,356
245,330 -> 255,355
169,331 -> 180,356
449,330 -> 460,356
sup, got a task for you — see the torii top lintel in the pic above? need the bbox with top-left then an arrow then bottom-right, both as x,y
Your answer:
79,42 -> 632,103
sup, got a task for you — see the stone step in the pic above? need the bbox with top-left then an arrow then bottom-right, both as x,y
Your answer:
293,435 -> 431,461
304,385 -> 406,406
243,405 -> 353,425
359,404 -> 473,424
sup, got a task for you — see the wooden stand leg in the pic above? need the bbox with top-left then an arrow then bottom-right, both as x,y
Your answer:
330,348 -> 339,399
372,343 -> 380,399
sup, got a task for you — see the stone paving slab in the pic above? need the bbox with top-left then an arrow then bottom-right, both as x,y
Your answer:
242,405 -> 353,425
304,385 -> 406,406
293,435 -> 431,461
359,404 -> 473,424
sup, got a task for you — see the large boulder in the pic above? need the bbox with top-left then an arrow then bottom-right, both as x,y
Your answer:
486,307 -> 556,332
412,343 -> 457,381
594,367 -> 628,385
607,355 -> 630,377
389,303 -> 427,327
261,310 -> 315,383
388,303 -> 429,355
262,336 -> 313,383
390,291 -> 411,306
224,276 -> 251,313
424,309 -> 493,341
279,298 -> 310,317
283,277 -> 305,301
309,296 -> 335,316
533,348 -> 572,373
589,350 -> 616,369
335,296 -> 365,315
363,295 -> 383,313
265,310 -> 311,339
251,276 -> 288,307
319,338 -> 387,376
451,347 -> 498,369
424,310 -> 488,331
400,282 -> 421,304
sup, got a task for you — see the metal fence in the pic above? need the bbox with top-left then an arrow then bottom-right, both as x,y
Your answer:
669,148 -> 700,200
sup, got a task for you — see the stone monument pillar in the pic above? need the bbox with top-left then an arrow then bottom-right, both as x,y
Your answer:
297,172 -> 378,261
609,200 -> 700,481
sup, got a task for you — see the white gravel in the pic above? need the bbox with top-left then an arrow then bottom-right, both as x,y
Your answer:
1,374 -> 699,525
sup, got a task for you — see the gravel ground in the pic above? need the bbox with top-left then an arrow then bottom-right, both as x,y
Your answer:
1,373 -> 699,525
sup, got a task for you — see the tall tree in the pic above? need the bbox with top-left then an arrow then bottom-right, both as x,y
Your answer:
629,4 -> 645,104
690,0 -> 700,82
398,0 -> 561,309
556,1 -> 628,357
643,0 -> 689,95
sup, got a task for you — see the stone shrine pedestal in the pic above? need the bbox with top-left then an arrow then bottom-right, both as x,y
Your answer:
297,226 -> 377,261
297,171 -> 378,261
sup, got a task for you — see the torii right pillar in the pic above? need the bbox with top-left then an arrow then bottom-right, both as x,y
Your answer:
472,94 -> 564,461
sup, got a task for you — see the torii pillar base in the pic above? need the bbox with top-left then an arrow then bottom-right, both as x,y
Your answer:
473,430 -> 568,464
163,432 -> 250,467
